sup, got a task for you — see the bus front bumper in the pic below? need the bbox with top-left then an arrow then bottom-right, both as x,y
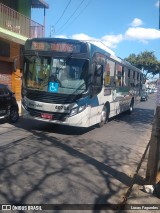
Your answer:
21,105 -> 90,128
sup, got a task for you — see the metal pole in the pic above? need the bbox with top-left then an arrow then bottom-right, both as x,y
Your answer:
159,0 -> 160,29
50,25 -> 55,37
43,8 -> 46,37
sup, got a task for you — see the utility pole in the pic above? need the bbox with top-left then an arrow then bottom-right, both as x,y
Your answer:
159,0 -> 160,79
50,25 -> 55,37
159,0 -> 160,29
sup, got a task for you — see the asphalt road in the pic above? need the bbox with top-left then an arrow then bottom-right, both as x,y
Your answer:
0,94 -> 156,212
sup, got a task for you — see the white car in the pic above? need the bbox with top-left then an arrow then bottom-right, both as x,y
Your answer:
153,88 -> 157,93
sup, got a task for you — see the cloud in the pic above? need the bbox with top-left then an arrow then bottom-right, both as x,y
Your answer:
55,33 -> 124,55
71,33 -> 96,41
155,0 -> 159,7
130,18 -> 143,27
125,27 -> 160,42
55,26 -> 160,55
102,34 -> 123,47
55,34 -> 68,39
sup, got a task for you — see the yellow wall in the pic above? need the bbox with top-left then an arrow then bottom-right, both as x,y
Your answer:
12,69 -> 21,101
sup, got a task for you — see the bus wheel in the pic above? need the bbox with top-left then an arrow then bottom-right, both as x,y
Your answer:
128,101 -> 134,114
97,105 -> 109,128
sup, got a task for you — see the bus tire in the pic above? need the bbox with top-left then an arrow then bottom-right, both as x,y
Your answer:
97,104 -> 109,128
128,100 -> 134,114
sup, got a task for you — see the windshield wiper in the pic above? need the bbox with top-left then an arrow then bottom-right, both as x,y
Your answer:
54,53 -> 73,74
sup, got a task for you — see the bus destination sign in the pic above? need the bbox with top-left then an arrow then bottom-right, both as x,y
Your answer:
31,41 -> 87,53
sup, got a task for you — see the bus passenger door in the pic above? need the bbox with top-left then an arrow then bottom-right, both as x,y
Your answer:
89,64 -> 103,126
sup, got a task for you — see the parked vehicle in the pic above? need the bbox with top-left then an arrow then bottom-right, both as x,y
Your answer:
152,88 -> 157,93
0,84 -> 19,123
146,88 -> 152,94
141,92 -> 148,101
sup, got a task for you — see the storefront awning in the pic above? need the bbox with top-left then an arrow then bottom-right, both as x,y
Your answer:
31,0 -> 49,9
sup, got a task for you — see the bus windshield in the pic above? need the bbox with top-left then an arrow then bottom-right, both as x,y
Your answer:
24,56 -> 89,94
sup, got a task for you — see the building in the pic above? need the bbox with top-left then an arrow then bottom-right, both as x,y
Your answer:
0,0 -> 49,101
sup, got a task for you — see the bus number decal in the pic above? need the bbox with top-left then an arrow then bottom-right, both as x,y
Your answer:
55,106 -> 69,110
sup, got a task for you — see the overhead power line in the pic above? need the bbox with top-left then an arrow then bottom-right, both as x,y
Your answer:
57,0 -> 92,34
54,0 -> 72,27
56,0 -> 86,34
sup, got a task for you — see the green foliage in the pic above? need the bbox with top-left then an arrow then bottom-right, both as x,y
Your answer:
124,51 -> 160,79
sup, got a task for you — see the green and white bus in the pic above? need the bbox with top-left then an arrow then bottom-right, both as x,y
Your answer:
22,38 -> 143,127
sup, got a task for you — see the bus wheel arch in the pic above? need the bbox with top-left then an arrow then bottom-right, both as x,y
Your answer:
97,102 -> 110,128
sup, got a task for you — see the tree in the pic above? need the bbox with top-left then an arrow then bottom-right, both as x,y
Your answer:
124,51 -> 160,79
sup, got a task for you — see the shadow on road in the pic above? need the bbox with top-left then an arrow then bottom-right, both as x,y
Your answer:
9,106 -> 154,137
0,125 -> 149,213
0,98 -> 155,212
114,108 -> 154,127
11,117 -> 97,136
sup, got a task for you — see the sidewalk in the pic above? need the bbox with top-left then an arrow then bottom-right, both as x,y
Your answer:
16,99 -> 160,211
124,130 -> 160,212
127,184 -> 160,205
124,184 -> 160,213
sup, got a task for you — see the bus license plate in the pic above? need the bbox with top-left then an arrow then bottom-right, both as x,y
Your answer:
41,113 -> 53,119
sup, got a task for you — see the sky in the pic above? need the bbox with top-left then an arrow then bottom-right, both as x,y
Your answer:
31,0 -> 160,60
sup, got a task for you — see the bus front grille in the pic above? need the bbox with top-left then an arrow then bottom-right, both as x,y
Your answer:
28,108 -> 69,121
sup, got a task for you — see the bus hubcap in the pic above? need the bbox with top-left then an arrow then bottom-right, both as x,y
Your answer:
101,107 -> 106,123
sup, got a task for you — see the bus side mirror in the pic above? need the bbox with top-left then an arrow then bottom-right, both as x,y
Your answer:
95,64 -> 103,77
90,84 -> 94,98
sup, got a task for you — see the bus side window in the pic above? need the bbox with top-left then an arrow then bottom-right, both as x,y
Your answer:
130,70 -> 135,87
134,72 -> 138,87
127,69 -> 131,87
136,72 -> 140,88
133,71 -> 136,86
122,66 -> 125,86
105,59 -> 115,87
140,74 -> 143,87
116,63 -> 122,87
123,66 -> 128,86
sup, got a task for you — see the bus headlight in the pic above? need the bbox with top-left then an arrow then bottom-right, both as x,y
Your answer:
69,105 -> 86,117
